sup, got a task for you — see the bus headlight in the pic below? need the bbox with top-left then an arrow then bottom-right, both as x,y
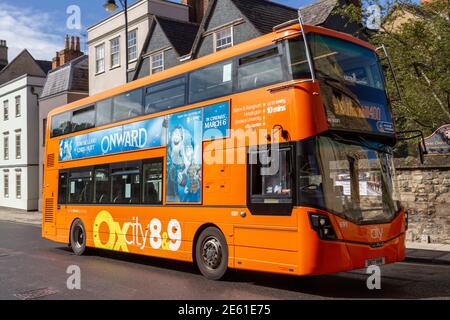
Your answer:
308,213 -> 337,240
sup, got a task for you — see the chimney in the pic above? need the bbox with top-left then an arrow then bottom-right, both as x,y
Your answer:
52,52 -> 61,69
70,36 -> 75,50
0,40 -> 7,70
52,35 -> 84,69
0,40 -> 8,71
76,36 -> 81,52
65,34 -> 70,50
182,0 -> 209,23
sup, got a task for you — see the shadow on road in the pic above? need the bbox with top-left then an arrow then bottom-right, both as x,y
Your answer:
56,246 -> 449,300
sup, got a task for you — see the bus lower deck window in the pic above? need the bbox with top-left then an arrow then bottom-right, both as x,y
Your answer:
111,167 -> 141,204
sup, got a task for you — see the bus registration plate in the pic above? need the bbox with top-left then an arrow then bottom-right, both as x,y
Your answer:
365,257 -> 385,267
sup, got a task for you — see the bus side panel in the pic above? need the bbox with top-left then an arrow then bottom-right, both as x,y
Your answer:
233,226 -> 300,275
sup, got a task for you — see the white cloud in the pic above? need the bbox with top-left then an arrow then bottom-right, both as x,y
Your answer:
0,3 -> 61,61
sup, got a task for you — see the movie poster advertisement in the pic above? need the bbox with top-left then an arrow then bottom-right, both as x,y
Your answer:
166,109 -> 203,203
59,116 -> 167,161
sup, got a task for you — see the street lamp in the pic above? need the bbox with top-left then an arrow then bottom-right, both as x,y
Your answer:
103,0 -> 129,83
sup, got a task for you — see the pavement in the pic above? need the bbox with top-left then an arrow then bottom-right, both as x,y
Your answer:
0,221 -> 449,300
0,206 -> 449,265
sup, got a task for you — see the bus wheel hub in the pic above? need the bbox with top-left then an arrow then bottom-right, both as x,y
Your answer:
202,238 -> 222,269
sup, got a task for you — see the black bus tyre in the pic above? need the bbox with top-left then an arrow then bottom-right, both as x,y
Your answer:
70,219 -> 87,256
195,227 -> 229,280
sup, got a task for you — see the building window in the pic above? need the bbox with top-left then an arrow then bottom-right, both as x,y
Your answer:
3,174 -> 9,198
215,27 -> 233,52
3,100 -> 8,121
95,43 -> 105,74
15,96 -> 21,117
16,173 -> 21,199
3,136 -> 8,160
15,133 -> 21,159
128,30 -> 137,62
150,52 -> 164,75
110,37 -> 120,68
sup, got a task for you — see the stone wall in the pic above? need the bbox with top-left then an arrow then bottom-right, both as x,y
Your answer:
395,156 -> 450,244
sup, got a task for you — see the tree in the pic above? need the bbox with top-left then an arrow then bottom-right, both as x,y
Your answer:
335,0 -> 450,136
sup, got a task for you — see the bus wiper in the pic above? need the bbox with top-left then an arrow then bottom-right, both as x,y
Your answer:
331,133 -> 392,155
315,70 -> 361,106
356,134 -> 392,155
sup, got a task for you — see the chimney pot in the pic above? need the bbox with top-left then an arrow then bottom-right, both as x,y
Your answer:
76,36 -> 81,52
70,36 -> 75,50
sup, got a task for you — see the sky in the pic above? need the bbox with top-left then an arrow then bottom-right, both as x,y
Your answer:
0,0 -> 311,62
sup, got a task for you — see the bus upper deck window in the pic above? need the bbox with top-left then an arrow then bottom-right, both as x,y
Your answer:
72,105 -> 95,132
145,77 -> 186,114
189,60 -> 233,103
51,112 -> 71,137
113,89 -> 143,123
238,47 -> 283,91
286,37 -> 310,79
96,98 -> 113,127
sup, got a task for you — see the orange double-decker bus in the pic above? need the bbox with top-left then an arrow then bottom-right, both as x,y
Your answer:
42,20 -> 406,280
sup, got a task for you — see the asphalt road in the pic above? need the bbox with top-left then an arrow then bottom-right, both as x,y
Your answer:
0,221 -> 449,300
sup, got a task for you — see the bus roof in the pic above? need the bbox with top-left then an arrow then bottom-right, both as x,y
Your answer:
47,24 -> 375,119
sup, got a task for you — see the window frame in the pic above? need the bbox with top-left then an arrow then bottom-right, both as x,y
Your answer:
214,26 -> 233,52
150,51 -> 164,75
3,173 -> 9,198
95,98 -> 113,127
246,143 -> 296,216
15,133 -> 21,159
110,36 -> 121,69
71,105 -> 96,133
67,167 -> 94,205
93,165 -> 111,204
15,96 -> 21,117
188,59 -> 234,104
3,100 -> 9,121
95,43 -> 106,74
58,171 -> 69,205
235,43 -> 288,93
142,157 -> 164,205
112,88 -> 144,123
3,135 -> 9,160
16,172 -> 21,199
144,75 -> 187,114
50,111 -> 72,138
128,29 -> 138,62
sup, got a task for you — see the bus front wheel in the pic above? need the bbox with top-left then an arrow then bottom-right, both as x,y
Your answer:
195,227 -> 229,280
70,219 -> 87,256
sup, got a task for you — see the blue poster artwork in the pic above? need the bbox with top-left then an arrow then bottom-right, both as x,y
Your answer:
59,116 -> 168,161
203,101 -> 230,140
166,109 -> 203,203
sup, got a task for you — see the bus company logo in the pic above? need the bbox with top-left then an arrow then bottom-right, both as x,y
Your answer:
93,210 -> 182,252
369,227 -> 384,240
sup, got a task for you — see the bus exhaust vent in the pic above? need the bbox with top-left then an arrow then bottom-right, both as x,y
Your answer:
47,153 -> 55,168
44,198 -> 54,223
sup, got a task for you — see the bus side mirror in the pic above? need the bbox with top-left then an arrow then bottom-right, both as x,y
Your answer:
397,130 -> 428,164
418,142 -> 427,165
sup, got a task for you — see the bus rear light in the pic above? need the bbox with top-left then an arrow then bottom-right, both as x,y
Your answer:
308,213 -> 337,240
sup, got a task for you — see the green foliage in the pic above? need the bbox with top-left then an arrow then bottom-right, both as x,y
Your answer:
335,0 -> 450,136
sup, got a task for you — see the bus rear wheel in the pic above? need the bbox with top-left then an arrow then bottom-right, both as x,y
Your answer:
195,227 -> 228,280
70,219 -> 86,256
